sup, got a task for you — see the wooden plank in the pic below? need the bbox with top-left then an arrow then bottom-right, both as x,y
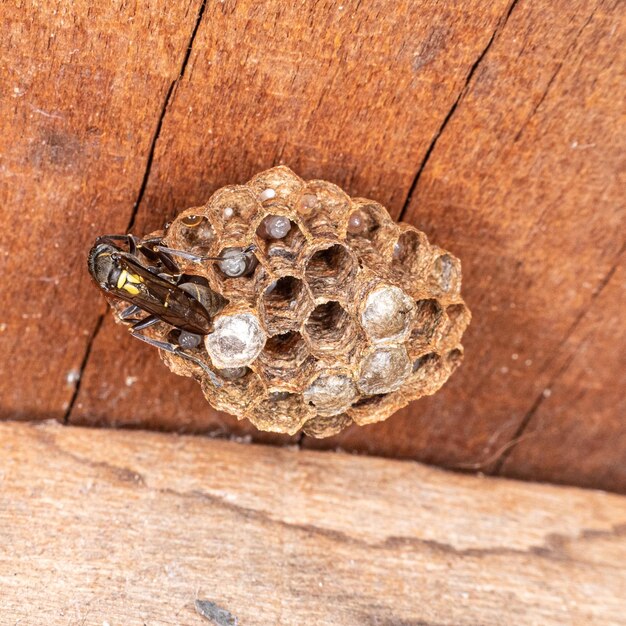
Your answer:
2,421 -> 626,626
68,0 -> 510,439
1,0 -> 624,492
307,0 -> 626,486
0,0 -> 205,419
499,257 -> 626,491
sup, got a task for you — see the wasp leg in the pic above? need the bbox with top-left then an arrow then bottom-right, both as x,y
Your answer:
119,304 -> 142,320
94,234 -> 141,255
129,330 -> 221,387
139,236 -> 180,273
131,315 -> 160,331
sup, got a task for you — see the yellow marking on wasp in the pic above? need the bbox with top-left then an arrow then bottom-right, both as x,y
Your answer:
122,283 -> 140,295
126,272 -> 143,284
117,270 -> 128,289
117,270 -> 144,292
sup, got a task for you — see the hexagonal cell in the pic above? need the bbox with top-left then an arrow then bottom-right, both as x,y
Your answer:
404,351 -> 451,400
406,298 -> 445,358
259,275 -> 313,335
390,227 -> 431,291
247,166 -> 304,209
204,312 -> 266,369
211,246 -> 266,304
254,216 -> 308,273
248,391 -> 314,435
303,300 -> 359,355
348,392 -> 403,426
361,284 -> 414,343
446,347 -> 464,369
206,185 -> 261,238
438,302 -> 471,350
166,209 -> 218,256
303,371 -> 358,417
304,242 -> 357,298
429,251 -> 462,300
297,180 -> 351,238
255,331 -> 316,388
357,345 -> 411,395
199,366 -> 265,414
345,199 -> 397,252
302,413 -> 353,438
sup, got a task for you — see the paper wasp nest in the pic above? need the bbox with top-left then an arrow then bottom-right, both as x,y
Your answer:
139,167 -> 470,437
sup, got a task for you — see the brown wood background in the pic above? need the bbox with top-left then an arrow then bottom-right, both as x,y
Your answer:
1,1 -> 624,490
4,421 -> 626,626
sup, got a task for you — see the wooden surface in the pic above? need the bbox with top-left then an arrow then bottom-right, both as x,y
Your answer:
1,1 -> 625,491
2,421 -> 626,625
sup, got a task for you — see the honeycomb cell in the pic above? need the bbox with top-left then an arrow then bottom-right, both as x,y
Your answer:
249,391 -> 313,435
107,166 -> 469,438
167,209 -> 218,256
248,165 -> 304,208
406,298 -> 445,358
361,284 -> 414,343
259,275 -> 313,336
303,371 -> 358,417
429,251 -> 462,300
255,331 -> 315,388
302,413 -> 353,437
211,247 -> 265,304
405,351 -> 452,400
345,199 -> 397,253
390,227 -> 431,293
304,242 -> 357,298
206,186 -> 260,238
200,366 -> 265,414
298,180 -> 350,238
357,345 -> 411,394
348,392 -> 401,426
204,312 -> 266,369
447,347 -> 464,368
431,302 -> 471,352
255,218 -> 307,273
303,300 -> 359,355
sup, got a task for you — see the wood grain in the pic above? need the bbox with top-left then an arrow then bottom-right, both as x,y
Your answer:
69,0 -> 510,442
2,421 -> 626,626
0,0 -> 204,418
304,0 -> 626,483
1,1 -> 624,491
500,256 -> 626,491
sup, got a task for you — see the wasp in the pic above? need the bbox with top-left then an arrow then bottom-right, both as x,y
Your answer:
87,232 -> 256,385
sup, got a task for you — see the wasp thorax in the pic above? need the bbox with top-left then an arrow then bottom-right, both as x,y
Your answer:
146,166 -> 469,438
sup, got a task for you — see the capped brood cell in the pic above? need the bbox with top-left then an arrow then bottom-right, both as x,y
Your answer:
303,370 -> 358,417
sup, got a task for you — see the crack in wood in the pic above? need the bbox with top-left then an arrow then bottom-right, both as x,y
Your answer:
64,0 -> 208,424
397,0 -> 522,223
493,243 -> 625,473
62,311 -> 106,424
513,6 -> 598,143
